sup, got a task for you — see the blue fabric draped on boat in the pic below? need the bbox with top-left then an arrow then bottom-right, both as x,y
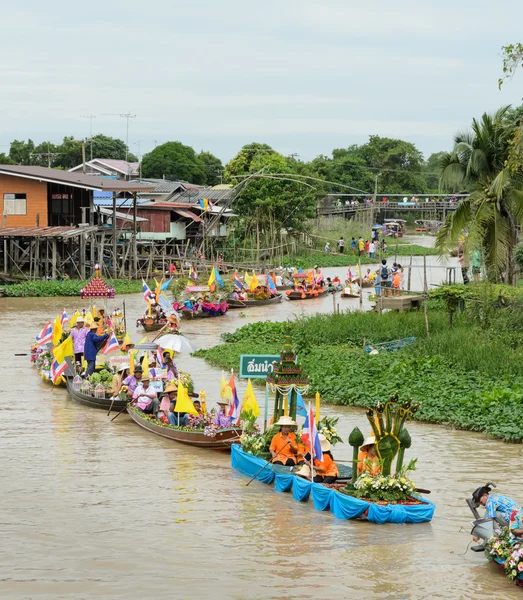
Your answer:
231,445 -> 435,524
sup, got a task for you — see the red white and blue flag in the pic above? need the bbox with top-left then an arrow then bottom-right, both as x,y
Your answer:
156,346 -> 166,368
142,280 -> 155,303
60,309 -> 69,328
301,406 -> 323,461
51,358 -> 68,383
227,372 -> 241,421
233,272 -> 244,289
36,321 -> 53,346
101,332 -> 120,355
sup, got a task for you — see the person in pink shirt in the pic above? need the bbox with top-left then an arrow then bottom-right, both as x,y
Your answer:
70,317 -> 88,363
132,375 -> 158,415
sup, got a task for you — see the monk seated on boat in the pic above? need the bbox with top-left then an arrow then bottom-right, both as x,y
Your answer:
357,436 -> 380,476
270,416 -> 299,466
215,400 -> 232,428
132,374 -> 159,415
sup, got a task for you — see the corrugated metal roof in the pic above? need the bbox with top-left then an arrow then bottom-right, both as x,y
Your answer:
169,187 -> 234,204
173,209 -> 203,223
0,225 -> 99,238
0,165 -> 154,192
98,207 -> 148,222
93,197 -> 149,207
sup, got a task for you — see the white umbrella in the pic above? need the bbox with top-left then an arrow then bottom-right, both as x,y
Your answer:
156,334 -> 194,354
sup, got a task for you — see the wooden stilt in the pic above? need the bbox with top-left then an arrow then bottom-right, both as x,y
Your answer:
112,193 -> 117,279
51,239 -> 57,279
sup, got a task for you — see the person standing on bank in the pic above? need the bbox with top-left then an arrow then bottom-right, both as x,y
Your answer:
83,322 -> 109,377
337,237 -> 345,254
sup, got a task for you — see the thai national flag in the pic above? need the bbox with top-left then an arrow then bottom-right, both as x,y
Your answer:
233,272 -> 244,289
227,373 -> 241,421
101,332 -> 120,355
51,358 -> 68,383
60,309 -> 69,328
142,280 -> 155,303
156,346 -> 166,368
301,406 -> 323,461
36,322 -> 53,346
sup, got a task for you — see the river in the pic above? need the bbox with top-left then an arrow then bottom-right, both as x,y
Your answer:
2,247 -> 521,599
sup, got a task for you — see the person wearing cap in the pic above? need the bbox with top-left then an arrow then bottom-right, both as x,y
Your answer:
312,434 -> 339,484
357,436 -> 380,476
471,485 -> 519,522
111,363 -> 130,397
132,374 -> 158,414
269,416 -> 299,466
71,317 -> 88,363
214,401 -> 232,428
123,366 -> 143,396
83,322 -> 109,377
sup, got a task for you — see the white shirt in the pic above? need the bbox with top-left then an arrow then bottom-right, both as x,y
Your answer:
369,242 -> 376,253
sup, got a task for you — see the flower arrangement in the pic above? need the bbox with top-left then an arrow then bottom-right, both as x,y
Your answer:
342,460 -> 418,503
241,425 -> 279,458
318,416 -> 343,446
505,543 -> 523,580
485,527 -> 513,563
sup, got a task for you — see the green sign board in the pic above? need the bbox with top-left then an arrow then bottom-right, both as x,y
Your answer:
239,354 -> 280,379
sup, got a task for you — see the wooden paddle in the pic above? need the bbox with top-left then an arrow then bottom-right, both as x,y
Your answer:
110,398 -> 134,422
245,441 -> 291,487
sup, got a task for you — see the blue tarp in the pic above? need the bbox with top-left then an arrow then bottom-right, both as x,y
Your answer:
231,445 -> 435,524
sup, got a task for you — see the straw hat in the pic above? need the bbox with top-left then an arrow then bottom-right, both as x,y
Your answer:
77,317 -> 85,323
296,464 -> 311,479
141,374 -> 150,382
89,322 -> 99,330
318,433 -> 331,452
275,416 -> 296,427
148,357 -> 157,365
163,384 -> 178,394
117,363 -> 130,373
217,399 -> 230,406
360,436 -> 376,451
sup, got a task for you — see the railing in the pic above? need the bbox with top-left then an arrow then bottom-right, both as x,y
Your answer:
317,201 -> 459,216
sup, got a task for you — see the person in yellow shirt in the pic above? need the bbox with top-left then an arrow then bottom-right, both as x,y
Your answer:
357,436 -> 380,476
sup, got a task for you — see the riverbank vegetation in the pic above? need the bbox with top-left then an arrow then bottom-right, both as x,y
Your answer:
194,283 -> 523,442
2,279 -> 147,297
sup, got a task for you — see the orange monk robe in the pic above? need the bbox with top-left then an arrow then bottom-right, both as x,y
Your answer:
357,450 -> 380,476
313,453 -> 339,478
269,432 -> 299,464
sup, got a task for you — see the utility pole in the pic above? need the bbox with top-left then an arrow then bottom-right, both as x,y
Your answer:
81,114 -> 96,160
101,111 -> 137,162
30,146 -> 61,168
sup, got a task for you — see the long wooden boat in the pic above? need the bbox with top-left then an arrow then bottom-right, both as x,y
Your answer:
232,445 -> 435,524
286,289 -> 327,301
65,377 -> 127,411
127,405 -> 242,449
180,309 -> 226,319
227,294 -> 283,309
142,321 -> 167,332
341,292 -> 360,298
276,284 -> 293,291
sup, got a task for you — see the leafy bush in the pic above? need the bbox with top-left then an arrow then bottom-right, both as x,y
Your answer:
2,279 -> 163,298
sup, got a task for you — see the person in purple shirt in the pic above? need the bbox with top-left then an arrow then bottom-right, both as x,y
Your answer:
214,400 -> 232,428
70,317 -> 88,363
123,366 -> 143,397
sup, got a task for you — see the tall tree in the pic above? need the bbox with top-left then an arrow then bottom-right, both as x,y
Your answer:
198,151 -> 223,186
141,141 -> 205,183
423,151 -> 447,191
436,107 -> 523,283
9,139 -> 35,165
0,153 -> 15,165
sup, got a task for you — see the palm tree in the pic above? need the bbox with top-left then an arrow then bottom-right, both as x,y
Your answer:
436,107 -> 523,283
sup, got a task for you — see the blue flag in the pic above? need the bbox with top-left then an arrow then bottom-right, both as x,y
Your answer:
214,267 -> 225,288
295,389 -> 307,417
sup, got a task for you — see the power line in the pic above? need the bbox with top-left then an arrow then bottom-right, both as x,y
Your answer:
101,111 -> 137,162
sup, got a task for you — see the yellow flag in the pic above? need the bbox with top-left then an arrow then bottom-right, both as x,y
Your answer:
156,279 -> 163,303
242,379 -> 260,417
148,301 -> 152,317
121,332 -> 132,351
244,271 -> 252,287
142,352 -> 149,378
53,335 -> 74,364
220,374 -> 232,401
52,316 -> 62,346
208,267 -> 216,287
250,273 -> 260,291
85,310 -> 93,325
307,270 -> 313,284
174,380 -> 198,415
92,305 -> 97,318
129,350 -> 135,375
69,310 -> 79,328
139,336 -> 148,344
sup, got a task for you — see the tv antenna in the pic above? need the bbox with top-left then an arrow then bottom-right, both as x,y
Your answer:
101,111 -> 137,161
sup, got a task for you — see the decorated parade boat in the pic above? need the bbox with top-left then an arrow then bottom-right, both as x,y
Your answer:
227,294 -> 283,308
233,334 -> 435,524
127,405 -> 242,449
286,288 -> 327,301
66,373 -> 127,412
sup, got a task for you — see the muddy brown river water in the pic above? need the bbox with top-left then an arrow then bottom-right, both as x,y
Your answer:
2,251 -> 522,599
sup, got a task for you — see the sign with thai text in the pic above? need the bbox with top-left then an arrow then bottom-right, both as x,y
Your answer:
239,354 -> 280,379
185,286 -> 209,293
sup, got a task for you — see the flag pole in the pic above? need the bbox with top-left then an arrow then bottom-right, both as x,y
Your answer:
264,381 -> 269,432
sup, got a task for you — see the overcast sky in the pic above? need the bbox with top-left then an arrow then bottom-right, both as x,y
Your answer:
1,0 -> 522,163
